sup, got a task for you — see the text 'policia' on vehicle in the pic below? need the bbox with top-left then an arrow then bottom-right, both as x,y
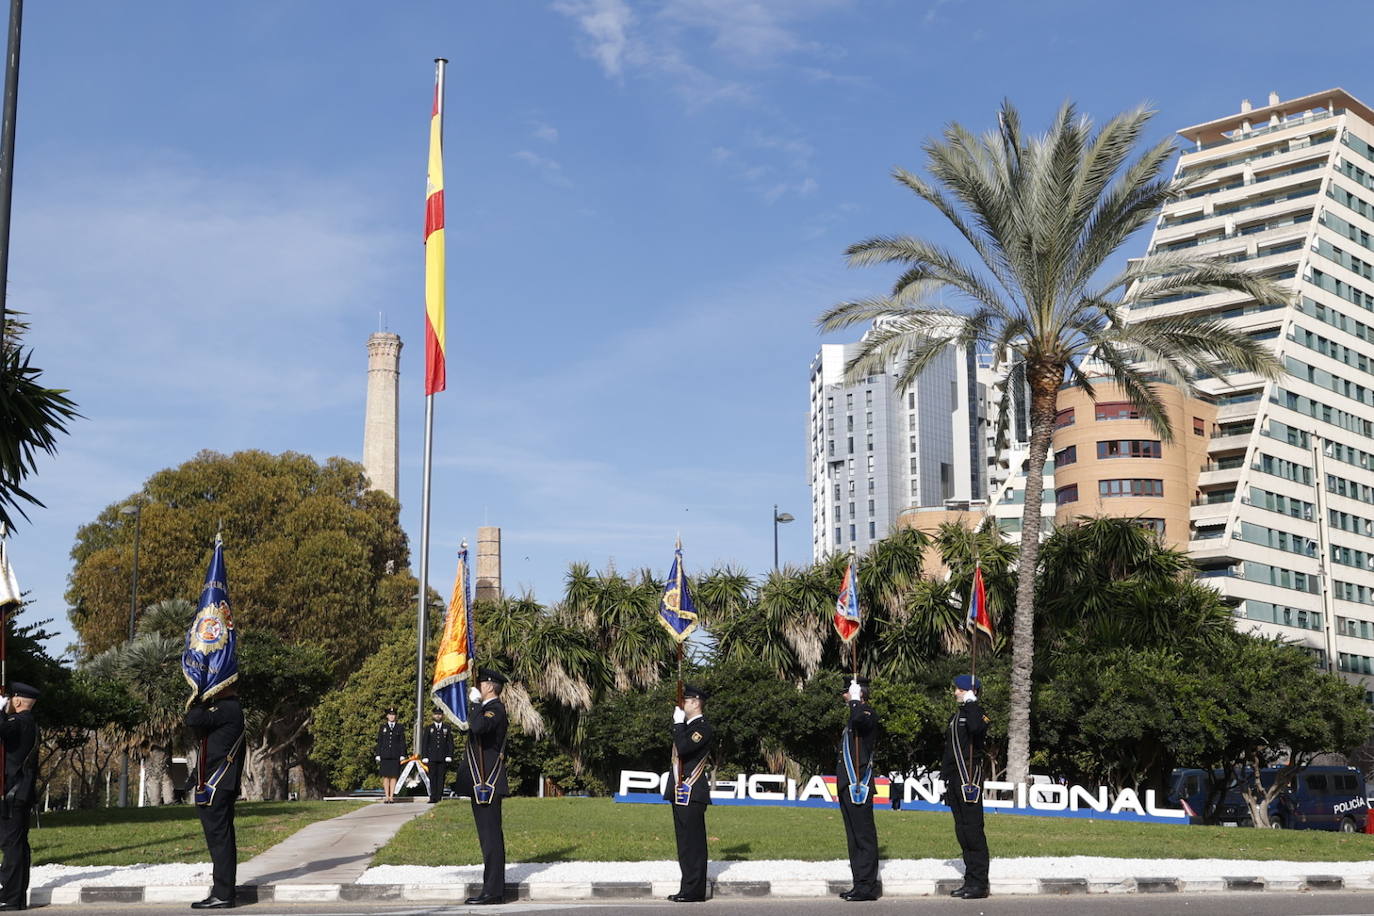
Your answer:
1170,766 -> 1368,831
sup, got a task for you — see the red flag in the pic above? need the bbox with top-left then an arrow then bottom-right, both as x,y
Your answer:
833,556 -> 861,643
967,565 -> 992,639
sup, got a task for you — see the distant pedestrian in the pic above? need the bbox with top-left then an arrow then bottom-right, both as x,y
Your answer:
187,687 -> 245,910
457,669 -> 509,906
835,677 -> 879,902
665,685 -> 713,903
420,710 -> 455,803
375,707 -> 405,803
943,674 -> 989,900
0,682 -> 40,912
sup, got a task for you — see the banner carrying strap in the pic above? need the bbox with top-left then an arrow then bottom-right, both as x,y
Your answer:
841,725 -> 874,805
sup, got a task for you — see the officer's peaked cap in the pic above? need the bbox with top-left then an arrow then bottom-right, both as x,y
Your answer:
478,667 -> 508,685
952,674 -> 981,691
8,682 -> 38,699
683,684 -> 711,700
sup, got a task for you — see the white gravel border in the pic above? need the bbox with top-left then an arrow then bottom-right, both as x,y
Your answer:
28,856 -> 1374,890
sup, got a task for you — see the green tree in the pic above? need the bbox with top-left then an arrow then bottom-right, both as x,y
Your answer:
67,449 -> 411,665
818,101 -> 1287,780
0,315 -> 80,530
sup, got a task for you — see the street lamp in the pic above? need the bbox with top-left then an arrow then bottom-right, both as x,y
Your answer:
773,505 -> 794,571
117,502 -> 142,807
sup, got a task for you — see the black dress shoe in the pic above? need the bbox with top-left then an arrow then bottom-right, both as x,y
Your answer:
845,891 -> 878,901
838,889 -> 855,899
190,897 -> 234,909
463,894 -> 503,905
949,886 -> 968,897
670,896 -> 705,903
961,888 -> 989,899
0,903 -> 27,911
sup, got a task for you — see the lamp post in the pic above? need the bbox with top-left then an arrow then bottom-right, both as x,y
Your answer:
772,505 -> 794,571
117,502 -> 141,807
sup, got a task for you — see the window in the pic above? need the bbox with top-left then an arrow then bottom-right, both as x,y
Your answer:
828,440 -> 835,457
849,501 -> 856,518
911,480 -> 919,496
1054,445 -> 1077,466
849,524 -> 857,541
846,393 -> 853,409
1099,478 -> 1164,497
867,456 -> 875,473
1055,484 -> 1079,505
940,462 -> 953,500
834,504 -> 841,521
908,392 -> 914,409
1137,518 -> 1166,534
865,411 -> 873,428
909,435 -> 917,453
847,437 -> 854,454
835,527 -> 842,543
910,457 -> 918,474
865,390 -> 873,407
847,480 -> 855,496
867,499 -> 875,515
1097,439 -> 1162,459
908,415 -> 916,431
867,477 -> 874,493
826,398 -> 834,416
1095,401 -> 1141,421
868,522 -> 876,539
833,483 -> 841,499
866,433 -> 874,452
847,415 -> 854,432
1054,408 -> 1075,429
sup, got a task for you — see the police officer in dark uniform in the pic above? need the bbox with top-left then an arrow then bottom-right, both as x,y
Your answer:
186,687 -> 245,910
374,707 -> 405,803
835,677 -> 879,902
943,674 -> 989,900
664,685 -> 713,903
420,710 -> 455,803
0,682 -> 40,911
456,669 -> 509,906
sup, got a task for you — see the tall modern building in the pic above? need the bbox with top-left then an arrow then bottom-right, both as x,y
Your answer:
808,337 -> 983,560
1124,88 -> 1374,693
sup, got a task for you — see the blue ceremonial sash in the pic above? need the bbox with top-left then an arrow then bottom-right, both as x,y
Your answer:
841,726 -> 873,805
194,733 -> 244,807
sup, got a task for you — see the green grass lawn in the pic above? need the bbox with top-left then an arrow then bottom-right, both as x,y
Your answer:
373,798 -> 1374,865
31,800 -> 368,866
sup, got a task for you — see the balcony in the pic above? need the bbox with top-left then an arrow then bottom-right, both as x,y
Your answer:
1197,465 -> 1245,488
1190,498 -> 1235,527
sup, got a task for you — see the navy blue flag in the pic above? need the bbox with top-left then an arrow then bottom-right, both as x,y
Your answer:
182,535 -> 239,706
657,539 -> 698,643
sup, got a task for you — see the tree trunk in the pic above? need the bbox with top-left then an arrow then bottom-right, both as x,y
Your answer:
296,758 -> 332,800
1005,360 -> 1062,783
143,748 -> 169,806
239,737 -> 290,801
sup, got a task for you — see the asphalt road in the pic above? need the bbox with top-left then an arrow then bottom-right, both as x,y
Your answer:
33,895 -> 1374,916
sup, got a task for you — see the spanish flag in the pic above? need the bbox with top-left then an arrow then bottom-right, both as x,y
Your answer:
424,62 -> 446,396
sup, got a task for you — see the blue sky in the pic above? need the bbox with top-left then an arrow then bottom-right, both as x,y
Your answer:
9,0 -> 1374,654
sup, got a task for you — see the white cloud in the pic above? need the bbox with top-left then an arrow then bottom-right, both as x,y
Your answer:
711,130 -> 819,203
532,121 -> 560,143
513,149 -> 574,188
551,0 -> 635,78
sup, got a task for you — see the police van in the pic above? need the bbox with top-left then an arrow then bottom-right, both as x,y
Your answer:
1169,766 -> 1366,831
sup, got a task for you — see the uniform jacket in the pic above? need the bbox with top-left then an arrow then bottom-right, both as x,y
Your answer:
664,715 -> 714,805
0,709 -> 38,807
941,698 -> 989,787
421,722 -> 455,761
456,698 -> 509,797
835,700 -> 878,804
186,696 -> 245,796
375,721 -> 406,760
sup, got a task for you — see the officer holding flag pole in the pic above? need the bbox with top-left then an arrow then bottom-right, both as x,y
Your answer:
945,563 -> 992,900
182,535 -> 244,910
832,550 -> 879,902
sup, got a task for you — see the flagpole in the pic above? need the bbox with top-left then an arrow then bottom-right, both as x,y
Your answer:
414,55 -> 448,756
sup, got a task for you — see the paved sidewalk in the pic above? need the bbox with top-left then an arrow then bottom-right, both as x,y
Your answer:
237,799 -> 430,885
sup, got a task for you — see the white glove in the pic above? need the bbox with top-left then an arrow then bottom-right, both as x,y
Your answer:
0,695 -> 9,713
847,680 -> 863,702
375,756 -> 381,762
468,687 -> 482,704
422,758 -> 429,764
673,706 -> 686,724
445,757 -> 452,763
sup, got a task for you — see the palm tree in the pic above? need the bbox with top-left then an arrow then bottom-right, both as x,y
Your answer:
0,315 -> 79,529
818,100 -> 1287,781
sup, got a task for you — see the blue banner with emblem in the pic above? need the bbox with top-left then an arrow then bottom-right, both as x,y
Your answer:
181,535 -> 238,706
657,539 -> 698,642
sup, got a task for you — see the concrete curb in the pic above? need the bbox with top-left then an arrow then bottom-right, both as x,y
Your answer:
25,874 -> 1370,905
